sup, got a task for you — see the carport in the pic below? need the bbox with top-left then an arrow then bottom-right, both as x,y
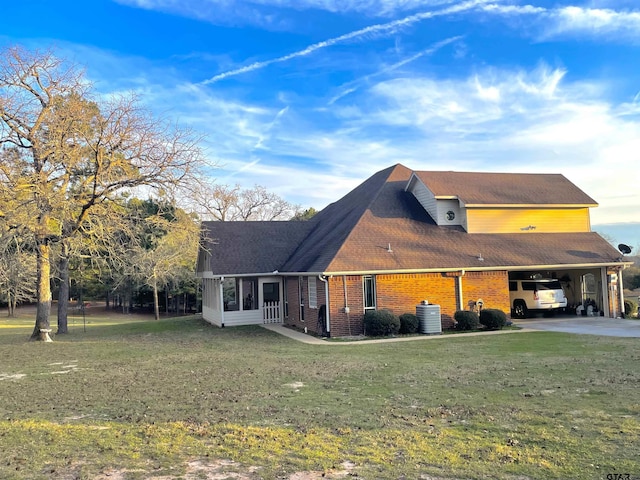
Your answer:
507,263 -> 629,319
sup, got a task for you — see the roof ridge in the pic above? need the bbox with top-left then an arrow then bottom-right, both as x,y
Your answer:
280,164 -> 409,272
326,165 -> 403,268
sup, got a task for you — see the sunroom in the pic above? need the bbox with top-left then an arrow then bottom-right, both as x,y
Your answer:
201,275 -> 283,327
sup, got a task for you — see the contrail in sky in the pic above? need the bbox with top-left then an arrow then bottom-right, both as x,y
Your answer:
201,0 -> 494,85
328,35 -> 464,105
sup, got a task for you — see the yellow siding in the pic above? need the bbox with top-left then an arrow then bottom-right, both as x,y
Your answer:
466,208 -> 591,233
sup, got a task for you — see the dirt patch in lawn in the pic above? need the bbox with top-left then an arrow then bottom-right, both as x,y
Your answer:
59,459 -> 360,480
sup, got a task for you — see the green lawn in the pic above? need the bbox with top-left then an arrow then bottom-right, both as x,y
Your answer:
0,311 -> 638,479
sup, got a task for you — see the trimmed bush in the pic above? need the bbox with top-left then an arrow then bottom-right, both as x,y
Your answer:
623,299 -> 637,318
454,310 -> 479,331
364,309 -> 400,337
399,313 -> 419,334
479,308 -> 508,330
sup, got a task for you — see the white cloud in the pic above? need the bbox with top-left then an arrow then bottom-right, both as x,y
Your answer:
322,64 -> 640,223
546,6 -> 640,40
480,3 -> 640,42
31,23 -> 640,223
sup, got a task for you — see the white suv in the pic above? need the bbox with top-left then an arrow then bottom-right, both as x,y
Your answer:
509,278 -> 567,319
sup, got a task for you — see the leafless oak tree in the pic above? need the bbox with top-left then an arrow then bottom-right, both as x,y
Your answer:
191,182 -> 299,221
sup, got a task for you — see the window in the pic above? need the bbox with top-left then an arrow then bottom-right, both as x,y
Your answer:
582,273 -> 597,300
363,275 -> 376,310
308,277 -> 317,309
223,278 -> 240,311
299,276 -> 305,322
242,278 -> 258,310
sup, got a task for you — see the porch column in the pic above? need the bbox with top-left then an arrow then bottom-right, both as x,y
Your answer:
220,277 -> 225,327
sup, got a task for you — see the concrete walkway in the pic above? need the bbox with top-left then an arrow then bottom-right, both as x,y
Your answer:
263,316 -> 640,343
514,316 -> 640,337
261,323 -> 532,345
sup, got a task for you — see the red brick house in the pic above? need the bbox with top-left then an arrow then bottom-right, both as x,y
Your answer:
196,164 -> 629,336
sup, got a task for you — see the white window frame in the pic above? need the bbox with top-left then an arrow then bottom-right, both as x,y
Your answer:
363,275 -> 376,310
308,276 -> 318,309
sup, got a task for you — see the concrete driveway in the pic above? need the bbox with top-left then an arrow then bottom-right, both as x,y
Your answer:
515,316 -> 640,337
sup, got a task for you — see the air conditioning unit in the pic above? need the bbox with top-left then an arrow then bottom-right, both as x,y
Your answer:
416,303 -> 441,335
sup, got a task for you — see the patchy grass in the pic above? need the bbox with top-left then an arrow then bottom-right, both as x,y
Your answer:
0,311 -> 639,479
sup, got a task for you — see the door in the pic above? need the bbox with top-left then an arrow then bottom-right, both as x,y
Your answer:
259,278 -> 282,323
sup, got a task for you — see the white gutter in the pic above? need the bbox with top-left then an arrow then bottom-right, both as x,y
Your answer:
277,261 -> 631,277
202,272 -> 283,279
463,203 -> 597,208
319,275 -> 330,337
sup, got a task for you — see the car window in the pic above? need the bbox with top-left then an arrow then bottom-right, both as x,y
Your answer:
536,281 -> 562,290
522,282 -> 536,291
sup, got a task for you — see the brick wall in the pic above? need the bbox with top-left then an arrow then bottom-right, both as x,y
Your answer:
377,273 -> 458,328
327,276 -> 364,337
283,276 -> 326,334
462,271 -> 510,314
325,271 -> 510,337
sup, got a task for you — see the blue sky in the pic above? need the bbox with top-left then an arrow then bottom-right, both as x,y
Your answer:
1,0 -> 639,248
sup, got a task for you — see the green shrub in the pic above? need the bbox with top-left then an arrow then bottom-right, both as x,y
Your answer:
623,299 -> 637,318
399,313 -> 419,334
364,310 -> 400,337
454,310 -> 479,331
479,308 -> 507,330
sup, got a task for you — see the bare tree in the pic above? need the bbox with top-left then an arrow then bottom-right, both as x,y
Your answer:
0,230 -> 37,316
0,46 -> 203,340
192,182 -> 299,221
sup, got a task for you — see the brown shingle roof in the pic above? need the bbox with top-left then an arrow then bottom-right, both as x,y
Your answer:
325,166 -> 617,272
198,164 -> 621,276
198,221 -> 314,275
280,164 -> 414,273
412,171 -> 598,206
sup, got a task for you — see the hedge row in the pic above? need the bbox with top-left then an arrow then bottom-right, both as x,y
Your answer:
364,310 -> 420,336
364,308 -> 510,337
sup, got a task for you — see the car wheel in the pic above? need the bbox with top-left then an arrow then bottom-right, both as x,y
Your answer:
513,301 -> 528,319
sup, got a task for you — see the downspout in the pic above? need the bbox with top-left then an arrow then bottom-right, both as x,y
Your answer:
319,275 -> 330,337
343,275 -> 351,336
457,270 -> 465,311
219,276 -> 225,327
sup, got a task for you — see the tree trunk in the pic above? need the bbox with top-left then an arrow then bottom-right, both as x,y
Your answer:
7,291 -> 14,317
57,243 -> 70,334
152,277 -> 160,321
31,241 -> 53,341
